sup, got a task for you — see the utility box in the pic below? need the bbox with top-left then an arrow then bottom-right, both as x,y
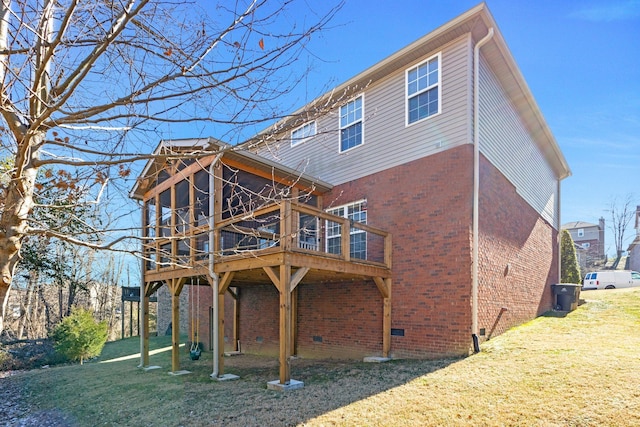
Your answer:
552,283 -> 581,312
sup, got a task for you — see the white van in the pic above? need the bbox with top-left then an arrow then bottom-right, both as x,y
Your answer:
582,270 -> 640,290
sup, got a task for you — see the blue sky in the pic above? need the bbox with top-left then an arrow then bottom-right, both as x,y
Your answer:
267,0 -> 640,255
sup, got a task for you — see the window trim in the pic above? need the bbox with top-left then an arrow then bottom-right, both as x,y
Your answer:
338,94 -> 365,153
405,52 -> 442,126
290,121 -> 317,147
326,199 -> 367,259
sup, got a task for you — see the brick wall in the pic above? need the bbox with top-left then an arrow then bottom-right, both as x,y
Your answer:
333,145 -> 475,358
156,285 -> 189,337
183,145 -> 559,360
191,283 -> 236,352
234,146 -> 476,359
477,155 -> 558,341
234,284 -> 280,356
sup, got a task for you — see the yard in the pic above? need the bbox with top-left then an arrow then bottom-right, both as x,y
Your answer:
1,288 -> 639,426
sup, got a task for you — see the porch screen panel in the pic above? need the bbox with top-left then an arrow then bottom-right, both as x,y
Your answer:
159,189 -> 171,237
175,179 -> 190,234
194,169 -> 210,227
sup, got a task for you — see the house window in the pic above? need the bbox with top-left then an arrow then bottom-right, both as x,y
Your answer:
582,242 -> 591,249
339,96 -> 363,152
291,121 -> 316,147
326,200 -> 367,259
577,228 -> 584,237
406,53 -> 440,124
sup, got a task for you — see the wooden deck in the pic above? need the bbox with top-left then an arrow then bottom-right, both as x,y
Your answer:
140,200 -> 392,386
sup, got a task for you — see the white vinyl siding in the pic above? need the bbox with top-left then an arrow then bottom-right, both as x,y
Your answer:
477,55 -> 559,227
255,35 -> 472,185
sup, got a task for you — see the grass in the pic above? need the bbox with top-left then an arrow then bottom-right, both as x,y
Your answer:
2,288 -> 640,426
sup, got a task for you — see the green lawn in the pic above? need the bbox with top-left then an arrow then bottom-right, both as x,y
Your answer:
3,288 -> 640,426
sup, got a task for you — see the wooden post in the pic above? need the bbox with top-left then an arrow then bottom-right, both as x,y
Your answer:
170,278 -> 186,372
291,286 -> 298,357
233,287 -> 240,351
121,298 -> 125,339
374,277 -> 392,358
341,217 -> 350,262
383,292 -> 391,357
281,200 -> 293,251
279,264 -> 292,385
217,288 -> 225,375
136,301 -> 140,336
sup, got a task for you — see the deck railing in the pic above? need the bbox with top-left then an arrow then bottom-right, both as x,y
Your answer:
144,200 -> 391,272
214,201 -> 391,268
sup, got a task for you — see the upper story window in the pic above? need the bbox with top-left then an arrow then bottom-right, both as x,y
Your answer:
339,95 -> 363,152
406,53 -> 440,125
291,121 -> 316,147
577,228 -> 584,237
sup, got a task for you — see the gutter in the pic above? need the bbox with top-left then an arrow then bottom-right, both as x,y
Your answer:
472,27 -> 494,354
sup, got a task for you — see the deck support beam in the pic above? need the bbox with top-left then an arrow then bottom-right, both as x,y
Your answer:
279,264 -> 292,385
262,265 -> 310,387
140,281 -> 164,368
374,277 -> 392,358
169,277 -> 187,373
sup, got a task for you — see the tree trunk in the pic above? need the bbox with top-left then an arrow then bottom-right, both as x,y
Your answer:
0,139 -> 41,336
67,282 -> 77,316
17,273 -> 37,339
38,283 -> 53,332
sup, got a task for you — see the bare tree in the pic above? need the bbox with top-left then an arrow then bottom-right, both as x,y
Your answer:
609,194 -> 636,267
0,0 -> 343,334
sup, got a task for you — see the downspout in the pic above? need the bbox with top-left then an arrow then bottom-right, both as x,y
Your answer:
207,154 -> 223,378
557,179 -> 562,283
472,27 -> 494,354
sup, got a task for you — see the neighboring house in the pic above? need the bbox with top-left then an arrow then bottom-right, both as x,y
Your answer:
131,4 -> 570,388
628,206 -> 640,272
562,219 -> 606,268
573,244 -> 589,273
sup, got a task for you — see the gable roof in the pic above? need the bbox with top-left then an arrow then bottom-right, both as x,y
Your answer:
562,221 -> 599,230
246,2 -> 570,181
130,137 -> 333,200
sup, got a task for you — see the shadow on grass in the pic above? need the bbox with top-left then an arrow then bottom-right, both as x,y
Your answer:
13,335 -> 461,426
542,310 -> 569,318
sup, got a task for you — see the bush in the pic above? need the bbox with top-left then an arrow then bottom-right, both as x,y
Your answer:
51,308 -> 108,365
561,229 -> 581,283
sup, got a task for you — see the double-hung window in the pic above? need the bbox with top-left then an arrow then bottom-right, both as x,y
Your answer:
326,200 -> 367,260
406,53 -> 440,125
291,121 -> 316,147
339,96 -> 363,152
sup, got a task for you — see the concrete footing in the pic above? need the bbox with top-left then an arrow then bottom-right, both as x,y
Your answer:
267,379 -> 304,391
142,365 -> 162,372
363,356 -> 391,363
168,370 -> 192,376
211,373 -> 240,381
